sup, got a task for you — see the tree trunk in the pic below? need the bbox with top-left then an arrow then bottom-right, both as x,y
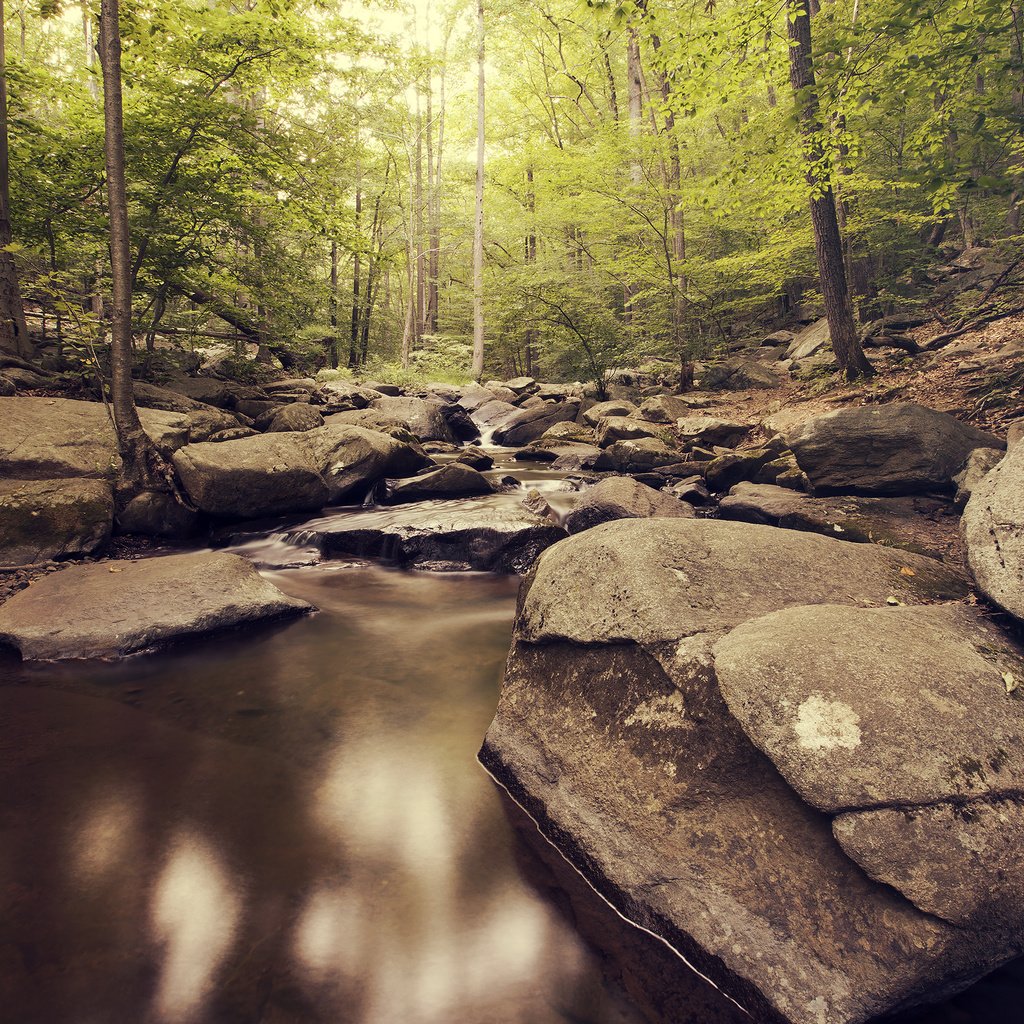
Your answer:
0,0 -> 30,359
470,0 -> 486,380
98,0 -> 161,493
329,238 -> 339,368
786,0 -> 872,379
350,157 -> 362,368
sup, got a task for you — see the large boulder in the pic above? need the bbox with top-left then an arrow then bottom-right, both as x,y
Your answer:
300,499 -> 567,572
0,551 -> 312,660
674,415 -> 750,448
700,357 -> 780,391
785,318 -> 830,360
719,482 -> 961,561
267,404 -> 325,433
963,441 -> 1024,621
455,382 -> 499,412
173,434 -> 329,519
715,602 -> 1024,932
0,397 -> 188,480
786,403 -> 1003,496
492,401 -> 581,446
305,424 -> 430,504
0,479 -> 113,566
369,396 -> 458,444
565,476 -> 694,534
472,399 -> 520,429
383,463 -> 493,503
480,518 -> 989,1024
608,437 -> 686,474
582,399 -> 637,426
633,395 -> 700,424
594,416 -> 667,447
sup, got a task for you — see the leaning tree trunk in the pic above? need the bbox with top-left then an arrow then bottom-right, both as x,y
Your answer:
0,0 -> 30,359
786,0 -> 873,379
470,0 -> 486,380
98,0 -> 160,493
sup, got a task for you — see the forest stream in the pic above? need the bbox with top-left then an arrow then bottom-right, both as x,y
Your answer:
2,446 -> 1023,1024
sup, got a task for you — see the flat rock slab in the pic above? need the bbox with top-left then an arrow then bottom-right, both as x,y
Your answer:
296,498 -> 566,573
719,482 -> 962,561
963,442 -> 1024,622
785,403 -> 1003,496
0,478 -> 113,566
0,551 -> 312,660
0,397 -> 188,480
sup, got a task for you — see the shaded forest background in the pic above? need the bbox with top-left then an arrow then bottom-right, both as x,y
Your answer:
3,0 -> 1024,386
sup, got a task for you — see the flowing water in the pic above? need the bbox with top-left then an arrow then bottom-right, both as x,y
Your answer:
1,444 -> 1022,1024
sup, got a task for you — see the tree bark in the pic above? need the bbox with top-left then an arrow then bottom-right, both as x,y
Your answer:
99,0 -> 161,493
350,156 -> 362,368
471,0 -> 486,380
0,0 -> 30,359
786,0 -> 872,379
329,238 -> 339,368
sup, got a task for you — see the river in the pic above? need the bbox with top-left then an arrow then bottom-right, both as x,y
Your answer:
1,448 -> 1021,1024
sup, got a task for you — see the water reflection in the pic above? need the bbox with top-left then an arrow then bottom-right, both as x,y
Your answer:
0,563 -> 641,1024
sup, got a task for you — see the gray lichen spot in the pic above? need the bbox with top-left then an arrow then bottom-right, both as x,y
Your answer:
794,694 -> 862,752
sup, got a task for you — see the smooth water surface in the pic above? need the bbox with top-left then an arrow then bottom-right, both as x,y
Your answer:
0,563 -> 643,1024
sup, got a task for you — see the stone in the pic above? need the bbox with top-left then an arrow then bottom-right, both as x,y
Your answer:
267,404 -> 325,432
368,396 -> 458,443
184,407 -> 247,443
165,377 -> 258,409
538,420 -> 594,444
480,519 -> 984,1024
786,403 -> 1003,496
962,441 -> 1024,622
0,373 -> 16,396
0,551 -> 312,660
548,444 -> 614,472
0,397 -> 188,481
762,329 -> 795,347
714,602 -> 1024,813
581,400 -> 637,426
607,437 -> 682,473
704,448 -> 777,492
954,447 -> 1004,507
1008,419 -> 1024,447
785,318 -> 830,360
301,499 -> 567,573
699,357 -> 780,391
674,415 -> 750,448
0,479 -> 113,566
719,482 -> 961,561
207,427 -> 259,442
173,434 -> 329,519
634,395 -> 701,424
455,448 -> 494,471
116,490 -> 201,539
492,401 -> 581,446
304,424 -> 429,504
472,399 -> 520,428
456,382 -> 500,413
503,376 -> 538,396
383,463 -> 493,503
565,476 -> 694,534
594,416 -> 667,447
666,475 -> 712,505
361,381 -> 402,396
235,398 -> 283,421
439,402 -> 480,441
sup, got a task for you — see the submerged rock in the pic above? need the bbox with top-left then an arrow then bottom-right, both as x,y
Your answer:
785,403 -> 1003,496
478,518 -> 1009,1024
302,499 -> 566,573
0,551 -> 312,660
